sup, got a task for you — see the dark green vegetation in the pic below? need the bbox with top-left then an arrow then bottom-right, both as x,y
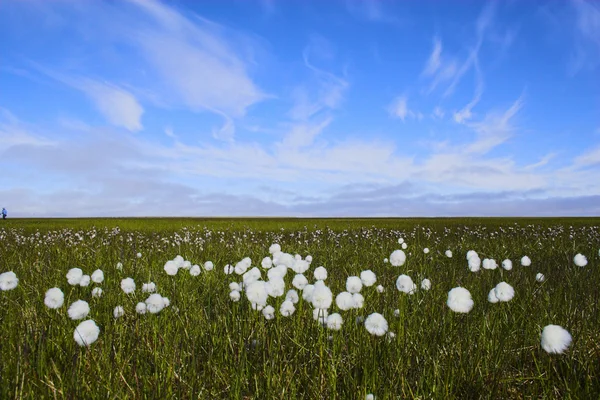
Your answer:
1,218 -> 599,399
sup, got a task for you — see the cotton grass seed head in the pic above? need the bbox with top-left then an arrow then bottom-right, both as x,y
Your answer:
91,269 -> 104,284
285,289 -> 299,304
346,276 -> 363,293
280,300 -> 295,316
292,274 -> 308,290
136,302 -> 147,314
365,313 -> 388,336
502,259 -> 512,271
145,293 -> 165,314
120,278 -> 136,294
326,313 -> 343,330
494,282 -> 515,302
352,293 -> 365,309
66,268 -> 83,286
269,243 -> 281,254
573,253 -> 587,267
261,257 -> 273,270
401,242 -> 408,249
229,290 -> 241,302
204,261 -> 214,271
423,248 -> 430,254
262,305 -> 275,320
142,282 -> 156,293
360,270 -> 377,287
445,250 -> 453,258
44,288 -> 64,309
246,281 -> 268,307
468,256 -> 481,272
164,260 -> 178,276
68,300 -> 90,320
488,288 -> 499,303
229,282 -> 240,291
541,325 -> 572,354
113,306 -> 125,319
91,287 -> 103,298
336,292 -> 354,310
0,271 -> 18,291
79,275 -> 91,287
302,284 -> 315,302
396,274 -> 416,294
73,320 -> 100,347
447,287 -> 474,313
311,281 -> 333,309
536,273 -> 545,282
314,266 -> 328,281
389,250 -> 407,267
224,264 -> 234,274
482,258 -> 497,270
421,278 -> 431,291
189,265 -> 201,276
376,284 -> 384,293
521,256 -> 531,267
116,262 -> 123,270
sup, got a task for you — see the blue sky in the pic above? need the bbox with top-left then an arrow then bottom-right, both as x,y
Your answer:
0,0 -> 599,217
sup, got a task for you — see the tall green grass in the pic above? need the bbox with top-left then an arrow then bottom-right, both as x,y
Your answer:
1,219 -> 599,399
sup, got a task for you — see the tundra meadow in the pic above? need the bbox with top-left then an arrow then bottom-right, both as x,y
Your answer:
1,218 -> 599,399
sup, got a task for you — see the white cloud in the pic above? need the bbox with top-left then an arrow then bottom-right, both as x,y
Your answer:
569,0 -> 600,73
574,145 -> 600,167
422,37 -> 442,76
388,96 -> 412,121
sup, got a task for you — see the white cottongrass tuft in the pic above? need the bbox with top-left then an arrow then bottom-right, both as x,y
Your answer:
261,257 -> 273,270
396,274 -> 416,294
116,262 -> 123,270
421,278 -> 431,291
502,259 -> 513,271
73,320 -> 100,347
482,258 -> 497,270
0,271 -> 19,291
423,248 -> 430,254
313,308 -> 328,325
91,269 -> 104,284
401,242 -> 408,250
536,273 -> 545,282
204,261 -> 214,271
229,290 -> 241,302
79,275 -> 91,287
292,259 -> 310,274
541,325 -> 572,354
113,306 -> 125,319
398,238 -> 404,244
189,264 -> 201,276
182,261 -> 192,270
314,266 -> 328,281
466,250 -> 478,260
468,255 -> 481,272
521,256 -> 531,267
494,282 -> 515,302
365,313 -> 388,336
280,300 -> 296,316
162,297 -> 170,307
383,258 -> 388,263
377,284 -> 385,293
243,268 -> 262,286
285,289 -> 299,304
145,293 -> 165,314
136,302 -> 147,314
91,287 -> 103,298
352,293 -> 365,309
302,284 -> 315,302
312,281 -> 333,309
393,309 -> 400,317
262,305 -> 275,320
360,270 -> 377,287
573,253 -> 587,267
164,260 -> 178,276
292,274 -> 308,290
389,250 -> 407,266
266,278 -> 285,298
136,252 -> 142,259
224,264 -> 234,274
229,282 -> 240,291
66,268 -> 83,286
488,288 -> 499,303
120,278 -> 136,294
306,255 -> 313,263
142,282 -> 156,293
246,281 -> 268,307
68,300 -> 90,320
269,243 -> 281,254
366,394 -> 375,400
346,276 -> 363,294
44,288 -> 64,309
326,313 -> 343,330
445,250 -> 453,258
447,287 -> 474,313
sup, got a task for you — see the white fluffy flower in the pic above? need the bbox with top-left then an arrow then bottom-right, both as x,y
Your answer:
421,278 -> 431,291
468,256 -> 481,272
243,267 -> 262,286
502,259 -> 513,271
302,284 -> 315,302
376,284 -> 384,293
383,258 -> 388,263
246,281 -> 268,307
326,313 -> 343,330
398,238 -> 404,244
366,394 -> 375,400
269,243 -> 281,254
142,282 -> 156,293
313,308 -> 328,325
261,257 -> 273,270
466,250 -> 478,260
91,269 -> 104,284
482,259 -> 497,270
541,325 -> 572,354
116,262 -> 123,270
44,288 -> 64,309
423,248 -> 430,254
536,273 -> 545,282
262,305 -> 275,320
266,278 -> 285,298
181,261 -> 191,270
488,288 -> 499,303
190,265 -> 201,276
396,274 -> 416,294
292,259 -> 310,274
306,255 -> 313,263
312,281 -> 333,309
136,252 -> 142,259
314,266 -> 328,281
365,313 -> 388,336
336,292 -> 354,310
73,320 -> 100,347
352,293 -> 364,309
285,289 -> 299,304
91,287 -> 103,298
360,270 -> 377,287
120,277 -> 136,294
229,282 -> 240,291
68,300 -> 90,320
164,261 -> 178,276
136,302 -> 147,314
292,274 -> 308,290
494,282 -> 515,302
573,253 -> 587,267
224,264 -> 234,274
79,275 -> 91,287
521,256 -> 531,267
0,271 -> 18,291
162,297 -> 170,307
66,268 -> 83,286
280,300 -> 296,316
204,261 -> 214,271
447,287 -> 474,313
393,309 -> 400,317
346,276 -> 363,294
268,265 -> 287,280
389,250 -> 407,267
145,293 -> 165,314
401,242 -> 407,250
445,250 -> 453,258
113,305 -> 125,319
229,290 -> 241,302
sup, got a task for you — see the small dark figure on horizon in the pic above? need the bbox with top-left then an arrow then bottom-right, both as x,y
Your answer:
2,208 -> 7,220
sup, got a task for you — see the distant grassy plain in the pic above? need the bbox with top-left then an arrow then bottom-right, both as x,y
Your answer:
1,217 -> 599,399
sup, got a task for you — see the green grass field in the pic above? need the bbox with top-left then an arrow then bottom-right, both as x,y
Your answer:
1,218 -> 599,399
